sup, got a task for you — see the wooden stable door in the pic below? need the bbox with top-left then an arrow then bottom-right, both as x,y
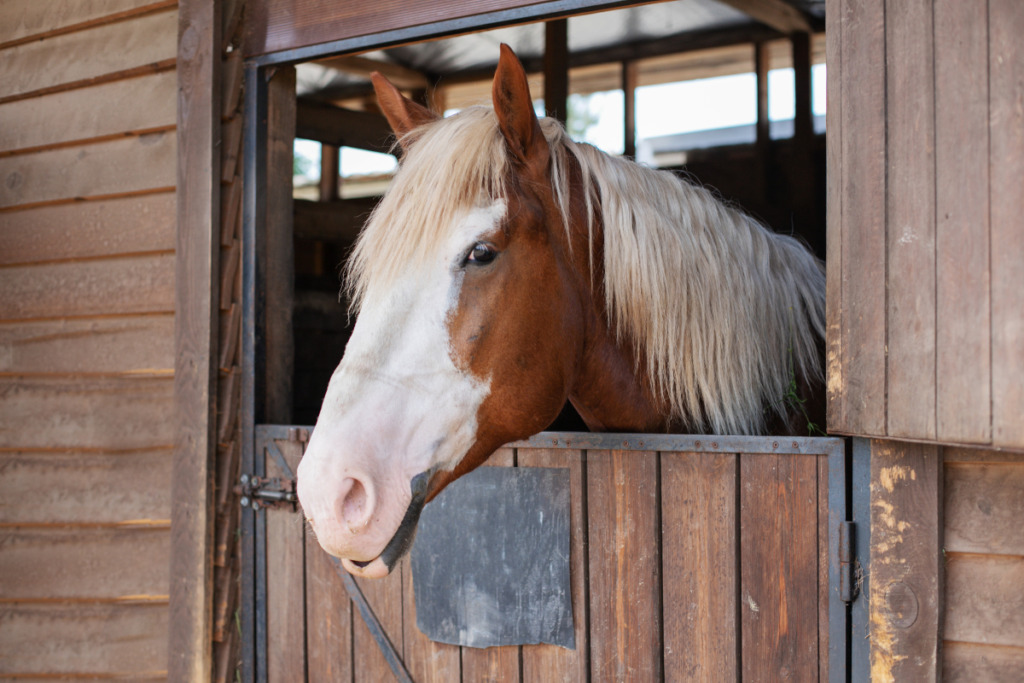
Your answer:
243,428 -> 849,682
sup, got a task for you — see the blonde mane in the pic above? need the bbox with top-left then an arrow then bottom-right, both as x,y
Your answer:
348,106 -> 825,435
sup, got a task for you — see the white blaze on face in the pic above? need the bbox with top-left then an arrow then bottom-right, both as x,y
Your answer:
296,201 -> 506,573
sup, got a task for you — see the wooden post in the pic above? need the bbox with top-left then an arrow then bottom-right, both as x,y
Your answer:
319,144 -> 339,202
791,31 -> 820,254
754,41 -> 771,203
170,0 -> 222,680
868,439 -> 943,681
622,60 -> 637,158
544,19 -> 568,125
264,67 -> 296,424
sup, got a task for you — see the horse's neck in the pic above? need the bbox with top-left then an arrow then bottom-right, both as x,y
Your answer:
562,216 -> 671,434
568,315 -> 671,433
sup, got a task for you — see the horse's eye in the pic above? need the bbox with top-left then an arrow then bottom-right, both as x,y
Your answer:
466,242 -> 497,265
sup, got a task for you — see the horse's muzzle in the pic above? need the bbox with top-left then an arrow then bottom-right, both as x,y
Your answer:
340,469 -> 433,578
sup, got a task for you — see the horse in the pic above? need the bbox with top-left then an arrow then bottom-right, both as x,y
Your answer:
296,45 -> 825,579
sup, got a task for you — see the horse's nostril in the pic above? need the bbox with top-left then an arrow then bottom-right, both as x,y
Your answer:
340,477 -> 371,530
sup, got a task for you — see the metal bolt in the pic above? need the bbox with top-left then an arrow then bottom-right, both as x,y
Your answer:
240,473 -> 249,485
240,496 -> 250,508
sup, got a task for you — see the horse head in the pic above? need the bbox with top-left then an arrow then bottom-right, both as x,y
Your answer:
297,46 -> 600,578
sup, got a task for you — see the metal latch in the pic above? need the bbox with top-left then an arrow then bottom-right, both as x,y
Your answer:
839,521 -> 857,603
236,474 -> 297,511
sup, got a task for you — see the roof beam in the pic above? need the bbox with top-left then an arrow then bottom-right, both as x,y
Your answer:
717,0 -> 811,34
313,54 -> 430,90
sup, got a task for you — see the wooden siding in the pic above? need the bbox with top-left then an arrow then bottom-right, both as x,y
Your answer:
0,2 -> 178,679
255,429 -> 842,681
246,0 -> 549,56
826,0 -> 1024,451
943,447 -> 1024,681
866,439 -> 1024,681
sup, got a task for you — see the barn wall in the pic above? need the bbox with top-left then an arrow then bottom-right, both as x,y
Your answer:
0,2 -> 178,678
826,0 -> 1024,450
867,439 -> 1024,681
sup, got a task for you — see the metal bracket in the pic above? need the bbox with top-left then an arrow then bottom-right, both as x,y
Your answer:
236,473 -> 297,512
839,521 -> 857,603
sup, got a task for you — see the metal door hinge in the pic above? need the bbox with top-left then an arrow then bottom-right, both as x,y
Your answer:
236,473 -> 297,511
839,521 -> 858,603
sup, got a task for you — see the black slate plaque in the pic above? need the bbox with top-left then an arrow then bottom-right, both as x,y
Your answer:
410,466 -> 574,650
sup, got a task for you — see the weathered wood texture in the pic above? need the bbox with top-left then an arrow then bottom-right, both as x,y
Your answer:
942,448 -> 1024,678
0,8 -> 177,102
827,0 -> 1024,451
247,0 -> 549,56
260,431 -> 838,680
0,2 -> 180,679
867,440 -> 943,682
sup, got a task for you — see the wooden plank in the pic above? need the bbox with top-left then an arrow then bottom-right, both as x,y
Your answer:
401,554 -> 461,683
459,446 -> 521,682
884,0 -> 935,440
945,554 -> 1024,647
838,0 -> 886,436
0,9 -> 177,101
944,447 -> 1024,465
353,564 -> 406,682
0,192 -> 175,266
0,527 -> 169,600
296,99 -> 394,153
0,0 -> 172,47
868,440 -> 942,681
717,0 -> 811,33
989,0 -> 1024,450
0,603 -> 168,676
943,642 -> 1024,683
544,19 -> 569,124
0,253 -> 175,321
263,67 -> 295,424
824,0 -> 844,432
0,69 -> 176,154
0,314 -> 174,375
661,451 -> 738,681
518,447 -> 588,683
739,453 -> 819,681
0,131 -> 176,209
0,376 -> 174,450
934,0 -> 991,445
248,0 -> 548,56
265,440 -> 306,683
0,450 -> 172,524
944,462 -> 1024,556
305,527 -> 354,682
587,449 -> 661,682
817,453 -> 831,681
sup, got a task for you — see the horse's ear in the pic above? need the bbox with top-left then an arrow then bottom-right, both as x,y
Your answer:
492,44 -> 547,166
371,72 -> 438,140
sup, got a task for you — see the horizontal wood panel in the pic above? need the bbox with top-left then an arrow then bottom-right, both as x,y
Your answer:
943,641 -> 1024,683
0,193 -> 175,266
944,462 -> 1024,556
0,377 -> 174,450
0,603 -> 167,676
0,9 -> 177,101
249,0 -> 548,55
0,253 -> 174,321
0,70 -> 176,154
945,554 -> 1024,647
0,131 -> 176,209
0,450 -> 172,524
0,527 -> 169,600
0,0 -> 169,46
0,314 -> 174,375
